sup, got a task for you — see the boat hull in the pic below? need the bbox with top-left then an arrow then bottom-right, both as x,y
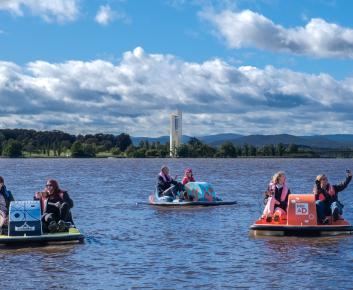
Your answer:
149,200 -> 237,207
250,224 -> 353,237
0,228 -> 84,245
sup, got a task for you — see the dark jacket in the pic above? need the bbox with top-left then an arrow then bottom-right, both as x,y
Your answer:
34,191 -> 73,214
0,185 -> 15,210
315,176 -> 352,204
157,175 -> 179,197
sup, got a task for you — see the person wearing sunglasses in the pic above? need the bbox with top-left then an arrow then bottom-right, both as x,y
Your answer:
0,176 -> 15,230
34,179 -> 74,233
314,170 -> 352,224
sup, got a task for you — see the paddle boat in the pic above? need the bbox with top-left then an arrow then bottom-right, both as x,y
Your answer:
0,200 -> 84,246
250,194 -> 353,237
148,182 -> 237,207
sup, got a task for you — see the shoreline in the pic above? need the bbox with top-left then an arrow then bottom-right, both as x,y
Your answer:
1,156 -> 351,159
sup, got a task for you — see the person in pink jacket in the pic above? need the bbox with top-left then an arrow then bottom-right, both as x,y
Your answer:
262,171 -> 291,222
182,168 -> 195,185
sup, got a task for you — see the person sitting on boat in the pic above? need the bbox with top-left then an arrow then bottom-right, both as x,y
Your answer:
157,166 -> 184,199
182,168 -> 195,185
34,179 -> 74,233
181,168 -> 196,200
313,170 -> 352,224
0,176 -> 15,229
263,171 -> 291,222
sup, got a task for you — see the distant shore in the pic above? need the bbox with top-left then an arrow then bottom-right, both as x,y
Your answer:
1,128 -> 353,159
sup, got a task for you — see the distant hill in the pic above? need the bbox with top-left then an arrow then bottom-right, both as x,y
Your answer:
210,134 -> 353,149
132,133 -> 353,149
302,134 -> 353,146
131,133 -> 243,146
198,133 -> 243,143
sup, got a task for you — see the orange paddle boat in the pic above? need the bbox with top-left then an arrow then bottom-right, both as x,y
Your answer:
250,194 -> 353,236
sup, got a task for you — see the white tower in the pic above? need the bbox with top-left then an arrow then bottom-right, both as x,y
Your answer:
170,110 -> 182,157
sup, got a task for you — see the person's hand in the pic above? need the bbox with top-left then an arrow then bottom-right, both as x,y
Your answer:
54,202 -> 61,208
347,169 -> 352,177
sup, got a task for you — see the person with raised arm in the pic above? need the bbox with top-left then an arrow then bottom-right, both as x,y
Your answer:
313,170 -> 352,224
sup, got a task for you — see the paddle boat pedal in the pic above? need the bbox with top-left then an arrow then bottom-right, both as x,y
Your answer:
250,194 -> 353,236
0,200 -> 84,245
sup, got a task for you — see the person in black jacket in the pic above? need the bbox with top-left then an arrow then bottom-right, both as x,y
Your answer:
34,179 -> 74,232
0,176 -> 15,228
313,170 -> 352,224
157,166 -> 184,198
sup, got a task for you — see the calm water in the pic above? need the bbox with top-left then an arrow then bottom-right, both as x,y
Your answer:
0,158 -> 353,289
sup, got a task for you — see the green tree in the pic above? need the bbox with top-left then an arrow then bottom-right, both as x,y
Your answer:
218,142 -> 237,157
145,149 -> 159,157
116,133 -> 132,151
24,143 -> 35,156
111,147 -> 122,156
276,143 -> 286,156
249,145 -> 257,156
0,133 -> 5,155
83,143 -> 96,157
288,143 -> 298,154
70,141 -> 85,157
242,144 -> 250,156
3,139 -> 23,157
177,144 -> 190,157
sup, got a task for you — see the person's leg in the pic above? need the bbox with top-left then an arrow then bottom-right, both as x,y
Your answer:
43,213 -> 58,233
274,207 -> 286,221
43,213 -> 55,223
59,202 -> 70,222
0,210 -> 6,228
263,197 -> 276,216
331,201 -> 343,221
316,200 -> 327,223
163,186 -> 176,198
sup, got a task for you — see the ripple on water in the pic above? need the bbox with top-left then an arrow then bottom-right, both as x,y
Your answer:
1,158 -> 353,289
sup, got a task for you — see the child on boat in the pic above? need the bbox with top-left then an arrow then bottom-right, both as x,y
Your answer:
181,168 -> 196,201
182,168 -> 195,185
263,171 -> 291,222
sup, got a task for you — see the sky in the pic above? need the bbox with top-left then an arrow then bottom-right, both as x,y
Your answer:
1,0 -> 353,137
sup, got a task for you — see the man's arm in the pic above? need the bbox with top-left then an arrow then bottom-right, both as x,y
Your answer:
334,175 -> 352,193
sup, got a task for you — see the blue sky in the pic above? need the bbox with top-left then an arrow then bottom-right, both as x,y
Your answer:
1,0 -> 353,136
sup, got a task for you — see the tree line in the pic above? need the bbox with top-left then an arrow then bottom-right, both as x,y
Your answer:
0,129 -> 132,157
1,129 -> 353,158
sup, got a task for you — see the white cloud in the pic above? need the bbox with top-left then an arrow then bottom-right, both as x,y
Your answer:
0,47 -> 353,136
201,9 -> 353,59
95,4 -> 130,26
0,0 -> 80,23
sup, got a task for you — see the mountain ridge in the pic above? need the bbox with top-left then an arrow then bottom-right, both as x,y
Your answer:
131,133 -> 353,149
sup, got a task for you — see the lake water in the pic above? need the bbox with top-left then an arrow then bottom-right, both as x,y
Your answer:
0,158 -> 353,289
